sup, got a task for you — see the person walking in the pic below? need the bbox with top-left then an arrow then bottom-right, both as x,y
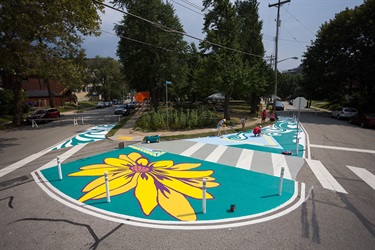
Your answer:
217,118 -> 226,136
261,109 -> 267,125
269,110 -> 275,127
241,117 -> 247,131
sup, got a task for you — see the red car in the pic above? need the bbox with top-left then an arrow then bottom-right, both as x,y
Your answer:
349,113 -> 375,128
26,108 -> 60,124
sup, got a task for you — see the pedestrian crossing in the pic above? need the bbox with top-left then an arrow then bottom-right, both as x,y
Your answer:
136,140 -> 375,194
2,138 -> 374,195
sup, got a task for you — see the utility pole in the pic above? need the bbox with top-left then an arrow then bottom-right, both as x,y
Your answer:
269,0 -> 290,110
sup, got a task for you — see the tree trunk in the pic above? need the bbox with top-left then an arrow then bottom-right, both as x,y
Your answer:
45,79 -> 55,108
12,76 -> 24,125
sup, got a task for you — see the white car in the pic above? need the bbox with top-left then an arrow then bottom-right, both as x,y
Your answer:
331,107 -> 358,120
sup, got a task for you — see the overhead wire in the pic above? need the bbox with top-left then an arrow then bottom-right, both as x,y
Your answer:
169,0 -> 203,16
93,0 -> 264,59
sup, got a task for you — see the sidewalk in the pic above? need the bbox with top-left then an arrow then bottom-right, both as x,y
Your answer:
109,109 -> 263,142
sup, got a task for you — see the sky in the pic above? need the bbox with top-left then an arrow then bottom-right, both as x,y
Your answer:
82,0 -> 364,72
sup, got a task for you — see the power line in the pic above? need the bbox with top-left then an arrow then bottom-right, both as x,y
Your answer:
169,0 -> 203,16
179,0 -> 203,11
93,0 -> 264,59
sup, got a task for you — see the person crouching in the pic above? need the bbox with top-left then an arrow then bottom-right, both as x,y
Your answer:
253,126 -> 262,137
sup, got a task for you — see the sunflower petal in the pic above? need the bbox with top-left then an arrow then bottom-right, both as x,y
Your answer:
79,164 -> 112,170
93,174 -> 138,199
182,179 -> 220,188
170,163 -> 201,170
78,175 -> 130,203
127,152 -> 142,162
135,173 -> 158,215
150,160 -> 174,169
161,169 -> 214,179
82,171 -> 132,192
158,188 -> 197,221
104,158 -> 133,168
69,167 -> 120,177
155,175 -> 213,199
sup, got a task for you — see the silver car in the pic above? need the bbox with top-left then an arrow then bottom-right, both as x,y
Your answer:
331,107 -> 358,120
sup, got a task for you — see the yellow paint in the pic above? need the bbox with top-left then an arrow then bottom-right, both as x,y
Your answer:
118,136 -> 133,141
264,135 -> 276,146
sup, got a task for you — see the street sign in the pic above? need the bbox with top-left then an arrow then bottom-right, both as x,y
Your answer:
293,97 -> 307,110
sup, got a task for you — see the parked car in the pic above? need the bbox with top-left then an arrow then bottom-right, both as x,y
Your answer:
127,101 -> 137,109
96,102 -> 105,108
26,108 -> 60,124
349,113 -> 375,128
275,101 -> 284,111
114,105 -> 130,116
331,107 -> 358,120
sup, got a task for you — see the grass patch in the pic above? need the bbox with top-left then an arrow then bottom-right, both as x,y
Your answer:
106,115 -> 133,137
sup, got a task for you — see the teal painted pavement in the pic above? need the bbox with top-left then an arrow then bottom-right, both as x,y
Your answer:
39,146 -> 296,223
187,116 -> 304,157
52,124 -> 115,150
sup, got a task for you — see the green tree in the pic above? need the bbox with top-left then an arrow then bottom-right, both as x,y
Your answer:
0,0 -> 103,124
201,0 -> 243,120
302,1 -> 375,111
114,0 -> 188,111
84,56 -> 126,101
236,0 -> 267,113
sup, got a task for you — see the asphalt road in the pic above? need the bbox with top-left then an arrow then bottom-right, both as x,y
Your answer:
0,104 -> 374,249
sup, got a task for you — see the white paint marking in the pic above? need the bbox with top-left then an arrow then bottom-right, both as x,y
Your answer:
271,154 -> 292,180
180,142 -> 205,157
205,145 -> 228,163
309,144 -> 375,154
235,149 -> 254,170
32,170 -> 304,229
299,123 -> 310,159
347,166 -> 375,190
39,144 -> 87,170
306,159 -> 347,194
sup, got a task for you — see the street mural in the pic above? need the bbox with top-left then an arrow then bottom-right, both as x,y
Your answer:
52,124 -> 115,150
187,116 -> 305,157
39,146 -> 296,222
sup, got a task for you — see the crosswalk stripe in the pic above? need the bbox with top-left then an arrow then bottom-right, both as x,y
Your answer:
39,144 -> 87,170
180,142 -> 205,157
271,154 -> 292,180
347,166 -> 375,190
236,149 -> 254,170
205,145 -> 228,163
306,159 -> 347,194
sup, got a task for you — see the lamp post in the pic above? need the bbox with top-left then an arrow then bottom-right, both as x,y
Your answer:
271,56 -> 298,109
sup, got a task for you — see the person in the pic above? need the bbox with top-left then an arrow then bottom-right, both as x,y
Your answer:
269,110 -> 275,127
253,125 -> 262,137
261,109 -> 267,125
217,118 -> 226,136
241,117 -> 247,131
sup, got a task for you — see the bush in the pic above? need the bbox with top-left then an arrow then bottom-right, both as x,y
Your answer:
135,106 -> 218,131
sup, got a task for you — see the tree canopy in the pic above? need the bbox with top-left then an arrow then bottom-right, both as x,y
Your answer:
114,0 -> 188,111
301,0 -> 375,111
0,0 -> 104,124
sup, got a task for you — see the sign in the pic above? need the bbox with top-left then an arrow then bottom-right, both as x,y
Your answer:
135,92 -> 150,103
293,97 -> 307,110
166,81 -> 172,85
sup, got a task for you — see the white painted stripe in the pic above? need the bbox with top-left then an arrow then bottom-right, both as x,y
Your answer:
271,154 -> 292,180
39,144 -> 87,170
180,142 -> 205,156
310,144 -> 375,154
347,166 -> 375,190
235,149 -> 254,170
205,145 -> 228,163
0,150 -> 50,178
32,170 -> 304,230
306,159 -> 347,194
299,123 -> 309,159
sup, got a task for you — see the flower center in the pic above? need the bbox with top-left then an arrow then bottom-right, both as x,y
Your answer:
131,165 -> 151,173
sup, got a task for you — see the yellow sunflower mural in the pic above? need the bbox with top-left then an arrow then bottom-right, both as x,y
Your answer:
69,152 -> 219,221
